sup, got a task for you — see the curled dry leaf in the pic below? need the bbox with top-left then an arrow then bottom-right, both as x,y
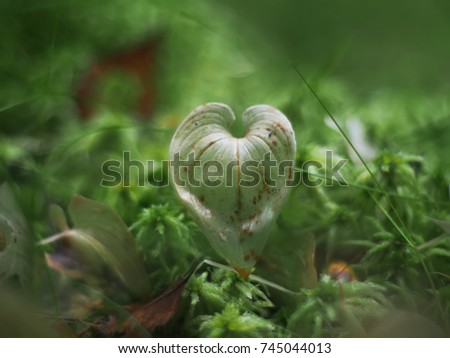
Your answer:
115,275 -> 190,337
169,103 -> 296,278
41,195 -> 148,296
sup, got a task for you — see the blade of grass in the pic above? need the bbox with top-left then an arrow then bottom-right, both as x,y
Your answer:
291,62 -> 412,245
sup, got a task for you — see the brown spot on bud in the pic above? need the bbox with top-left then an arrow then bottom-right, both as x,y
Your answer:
247,250 -> 259,262
234,267 -> 250,280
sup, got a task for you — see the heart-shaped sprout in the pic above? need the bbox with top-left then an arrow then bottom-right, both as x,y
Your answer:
169,103 -> 296,278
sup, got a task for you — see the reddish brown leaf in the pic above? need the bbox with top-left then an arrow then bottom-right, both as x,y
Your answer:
118,275 -> 190,337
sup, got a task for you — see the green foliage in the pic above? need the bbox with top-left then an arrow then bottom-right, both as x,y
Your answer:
0,0 -> 449,338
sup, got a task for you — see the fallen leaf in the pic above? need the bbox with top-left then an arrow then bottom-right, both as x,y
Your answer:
118,274 -> 190,337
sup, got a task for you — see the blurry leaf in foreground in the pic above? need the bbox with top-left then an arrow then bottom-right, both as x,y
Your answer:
0,183 -> 32,287
0,289 -> 55,338
41,195 -> 149,296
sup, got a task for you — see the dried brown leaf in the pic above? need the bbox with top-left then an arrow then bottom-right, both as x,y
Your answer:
118,275 -> 190,337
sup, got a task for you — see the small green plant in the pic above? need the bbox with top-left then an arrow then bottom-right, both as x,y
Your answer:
131,203 -> 199,286
288,276 -> 391,337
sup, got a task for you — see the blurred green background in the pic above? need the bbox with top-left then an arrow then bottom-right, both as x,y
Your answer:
2,0 -> 450,125
0,0 -> 449,338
